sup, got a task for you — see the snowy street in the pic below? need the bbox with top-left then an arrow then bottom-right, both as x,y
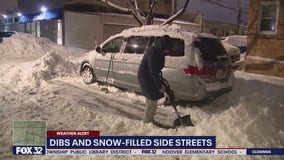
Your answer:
0,34 -> 283,160
46,78 -> 176,127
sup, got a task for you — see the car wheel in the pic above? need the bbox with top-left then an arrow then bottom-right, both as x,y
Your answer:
82,65 -> 95,84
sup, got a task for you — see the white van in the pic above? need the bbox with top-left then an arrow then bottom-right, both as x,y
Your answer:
80,25 -> 234,101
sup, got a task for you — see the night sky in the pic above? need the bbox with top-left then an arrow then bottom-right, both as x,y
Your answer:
179,0 -> 249,25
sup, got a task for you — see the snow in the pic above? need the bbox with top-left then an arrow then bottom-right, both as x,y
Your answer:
247,55 -> 284,64
0,33 -> 86,59
0,33 -> 283,160
222,41 -> 240,56
223,35 -> 247,47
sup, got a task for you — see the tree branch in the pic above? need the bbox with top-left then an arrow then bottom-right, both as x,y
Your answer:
160,0 -> 190,26
98,0 -> 144,26
98,0 -> 130,12
146,0 -> 165,25
128,0 -> 144,26
130,10 -> 144,26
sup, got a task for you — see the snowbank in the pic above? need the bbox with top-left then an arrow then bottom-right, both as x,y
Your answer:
0,52 -> 78,90
0,33 -> 86,59
0,33 -> 86,90
0,33 -> 49,58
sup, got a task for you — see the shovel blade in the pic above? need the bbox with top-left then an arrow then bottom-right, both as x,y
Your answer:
173,115 -> 194,127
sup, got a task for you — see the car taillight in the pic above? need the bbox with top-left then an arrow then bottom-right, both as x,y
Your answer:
184,66 -> 214,76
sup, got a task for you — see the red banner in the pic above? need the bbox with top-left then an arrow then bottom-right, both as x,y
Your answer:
47,130 -> 100,138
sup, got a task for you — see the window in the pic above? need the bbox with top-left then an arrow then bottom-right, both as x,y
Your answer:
194,38 -> 227,61
258,1 -> 279,34
102,37 -> 124,53
124,36 -> 150,54
169,38 -> 184,57
154,37 -> 185,57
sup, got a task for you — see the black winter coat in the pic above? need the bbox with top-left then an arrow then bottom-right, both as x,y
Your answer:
137,46 -> 165,100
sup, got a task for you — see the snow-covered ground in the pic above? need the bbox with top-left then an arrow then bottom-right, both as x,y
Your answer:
0,33 -> 283,160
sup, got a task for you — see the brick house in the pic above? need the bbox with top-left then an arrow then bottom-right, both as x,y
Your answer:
245,0 -> 284,77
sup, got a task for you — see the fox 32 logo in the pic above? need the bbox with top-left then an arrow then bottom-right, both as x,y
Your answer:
13,146 -> 45,155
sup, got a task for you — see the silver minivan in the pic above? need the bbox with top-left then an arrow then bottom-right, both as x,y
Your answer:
79,25 -> 234,101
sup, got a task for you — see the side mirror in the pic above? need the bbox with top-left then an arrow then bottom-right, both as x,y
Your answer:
95,46 -> 101,53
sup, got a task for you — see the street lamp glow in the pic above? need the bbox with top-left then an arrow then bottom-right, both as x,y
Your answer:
17,12 -> 22,16
40,6 -> 47,12
3,15 -> 7,18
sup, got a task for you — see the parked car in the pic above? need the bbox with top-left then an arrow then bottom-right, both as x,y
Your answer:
223,35 -> 247,54
0,31 -> 17,43
79,25 -> 234,101
222,41 -> 241,70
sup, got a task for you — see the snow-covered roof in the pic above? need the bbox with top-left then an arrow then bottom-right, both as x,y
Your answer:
118,24 -> 191,38
103,24 -> 217,47
223,35 -> 247,47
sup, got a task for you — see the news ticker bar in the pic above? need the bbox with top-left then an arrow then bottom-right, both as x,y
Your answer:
13,147 -> 284,155
12,129 -> 284,156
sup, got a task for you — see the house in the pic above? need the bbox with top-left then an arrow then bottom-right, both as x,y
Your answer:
63,0 -> 201,50
245,0 -> 284,77
0,0 -> 72,44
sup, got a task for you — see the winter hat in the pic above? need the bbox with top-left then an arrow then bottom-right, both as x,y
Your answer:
156,35 -> 173,51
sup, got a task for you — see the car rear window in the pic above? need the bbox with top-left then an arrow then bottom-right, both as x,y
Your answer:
194,38 -> 227,61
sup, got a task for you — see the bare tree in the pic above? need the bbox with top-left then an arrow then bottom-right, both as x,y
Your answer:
98,0 -> 190,26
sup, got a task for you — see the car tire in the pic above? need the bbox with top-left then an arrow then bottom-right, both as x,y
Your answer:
81,65 -> 95,84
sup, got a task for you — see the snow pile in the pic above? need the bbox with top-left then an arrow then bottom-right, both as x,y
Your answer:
32,52 -> 77,79
0,33 -> 86,90
0,33 -> 86,59
0,52 -> 78,89
189,93 -> 283,149
0,33 -> 52,58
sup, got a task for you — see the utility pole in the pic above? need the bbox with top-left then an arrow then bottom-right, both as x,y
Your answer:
236,7 -> 242,34
172,0 -> 177,15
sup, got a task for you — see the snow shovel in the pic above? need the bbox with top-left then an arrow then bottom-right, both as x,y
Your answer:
161,77 -> 194,128
101,52 -> 115,93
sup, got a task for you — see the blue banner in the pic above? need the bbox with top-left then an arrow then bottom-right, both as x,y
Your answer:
47,136 -> 216,149
247,148 -> 284,155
